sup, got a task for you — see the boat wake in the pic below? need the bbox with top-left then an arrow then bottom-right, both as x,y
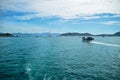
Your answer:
91,41 -> 120,47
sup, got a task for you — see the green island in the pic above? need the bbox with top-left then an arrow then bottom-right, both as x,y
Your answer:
0,33 -> 14,37
60,32 -> 120,37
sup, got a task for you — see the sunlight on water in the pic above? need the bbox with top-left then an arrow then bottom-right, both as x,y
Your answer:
91,41 -> 120,47
26,64 -> 31,73
25,63 -> 33,80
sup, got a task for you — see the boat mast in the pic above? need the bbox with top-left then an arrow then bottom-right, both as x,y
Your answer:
49,28 -> 51,37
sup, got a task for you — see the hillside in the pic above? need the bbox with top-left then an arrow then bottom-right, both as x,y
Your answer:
0,33 -> 14,37
113,32 -> 120,36
60,32 -> 92,36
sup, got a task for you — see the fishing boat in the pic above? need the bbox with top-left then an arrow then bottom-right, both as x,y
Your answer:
82,36 -> 94,42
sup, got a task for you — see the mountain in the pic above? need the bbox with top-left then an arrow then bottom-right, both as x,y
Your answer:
13,33 -> 36,37
95,34 -> 113,36
95,32 -> 120,37
113,32 -> 120,36
40,33 -> 60,37
60,32 -> 120,37
60,32 -> 92,36
13,33 -> 60,37
0,33 -> 14,37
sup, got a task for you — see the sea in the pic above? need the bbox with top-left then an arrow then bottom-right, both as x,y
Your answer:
0,36 -> 120,80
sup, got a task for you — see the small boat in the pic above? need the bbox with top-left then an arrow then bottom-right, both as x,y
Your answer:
82,36 -> 94,42
102,35 -> 105,38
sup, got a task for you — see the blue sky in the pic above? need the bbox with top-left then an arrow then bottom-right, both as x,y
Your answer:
0,0 -> 120,34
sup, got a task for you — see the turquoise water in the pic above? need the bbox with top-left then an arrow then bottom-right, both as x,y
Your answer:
0,37 -> 120,80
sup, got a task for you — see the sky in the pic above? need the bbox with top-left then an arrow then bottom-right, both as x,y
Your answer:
0,0 -> 120,34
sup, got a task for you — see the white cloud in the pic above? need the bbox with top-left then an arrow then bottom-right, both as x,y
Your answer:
70,20 -> 120,26
13,14 -> 40,20
1,0 -> 120,20
82,16 -> 101,20
101,21 -> 120,25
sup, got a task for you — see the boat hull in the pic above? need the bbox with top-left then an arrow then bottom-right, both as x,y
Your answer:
82,37 -> 94,42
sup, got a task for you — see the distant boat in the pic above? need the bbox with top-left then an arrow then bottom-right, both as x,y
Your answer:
48,28 -> 52,37
82,36 -> 94,42
102,35 -> 105,38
